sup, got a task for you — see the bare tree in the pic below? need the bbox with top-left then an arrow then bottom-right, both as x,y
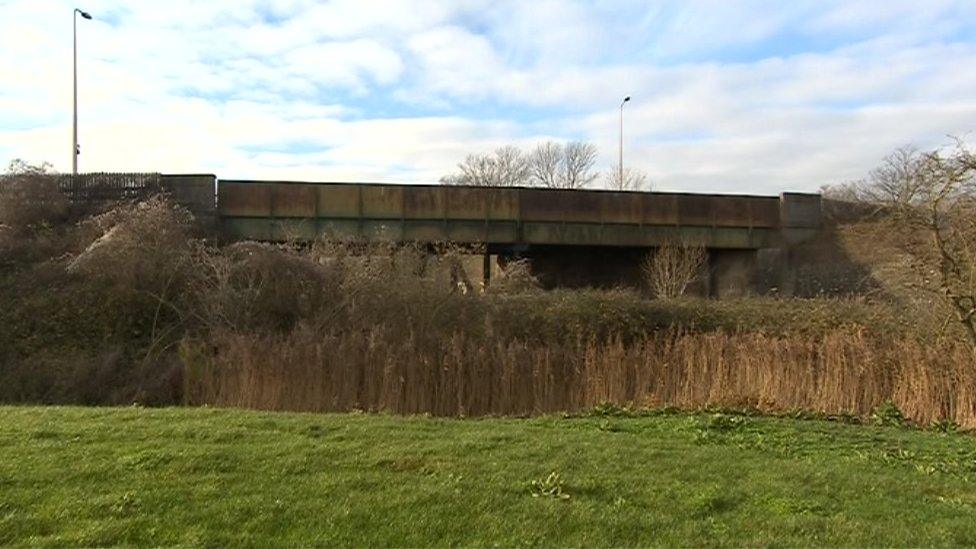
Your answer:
528,141 -> 563,188
642,240 -> 707,299
561,141 -> 599,189
604,167 -> 651,191
440,153 -> 496,186
850,142 -> 976,347
4,159 -> 54,176
440,146 -> 530,187
863,146 -> 929,205
493,146 -> 531,187
443,141 -> 598,189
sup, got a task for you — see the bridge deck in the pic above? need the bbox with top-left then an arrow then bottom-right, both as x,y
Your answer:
217,180 -> 807,249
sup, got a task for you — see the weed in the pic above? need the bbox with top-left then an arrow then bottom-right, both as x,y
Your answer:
690,414 -> 751,443
879,447 -> 917,464
931,420 -> 960,434
689,486 -> 739,516
588,403 -> 634,418
530,472 -> 570,501
444,473 -> 464,494
872,401 -> 906,427
303,425 -> 327,438
937,495 -> 976,508
704,413 -> 749,432
110,492 -> 140,517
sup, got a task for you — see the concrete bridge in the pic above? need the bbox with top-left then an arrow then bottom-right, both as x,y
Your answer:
151,175 -> 824,296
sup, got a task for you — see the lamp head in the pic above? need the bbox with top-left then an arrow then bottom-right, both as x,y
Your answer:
76,9 -> 92,19
623,96 -> 631,102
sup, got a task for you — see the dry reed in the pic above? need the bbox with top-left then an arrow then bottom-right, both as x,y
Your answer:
182,328 -> 976,427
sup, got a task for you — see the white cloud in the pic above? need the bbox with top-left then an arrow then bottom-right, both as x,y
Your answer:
404,26 -> 506,100
2,0 -> 976,195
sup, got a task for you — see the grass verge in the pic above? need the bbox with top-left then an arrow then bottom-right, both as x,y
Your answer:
2,406 -> 976,547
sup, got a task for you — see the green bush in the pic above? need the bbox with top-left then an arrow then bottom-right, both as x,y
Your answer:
872,401 -> 907,427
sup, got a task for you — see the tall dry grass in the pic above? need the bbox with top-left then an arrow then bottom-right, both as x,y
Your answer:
182,327 -> 976,427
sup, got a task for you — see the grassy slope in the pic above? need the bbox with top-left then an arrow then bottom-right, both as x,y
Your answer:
1,407 -> 975,547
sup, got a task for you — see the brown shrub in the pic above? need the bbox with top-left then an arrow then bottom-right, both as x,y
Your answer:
0,162 -> 68,232
187,241 -> 346,333
642,241 -> 707,299
489,258 -> 541,294
0,346 -> 182,406
0,195 -> 197,407
68,195 -> 196,294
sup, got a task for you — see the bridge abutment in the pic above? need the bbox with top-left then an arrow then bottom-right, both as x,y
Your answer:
708,249 -> 758,298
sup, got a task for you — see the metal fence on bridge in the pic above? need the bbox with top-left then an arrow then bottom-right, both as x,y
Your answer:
54,172 -> 163,201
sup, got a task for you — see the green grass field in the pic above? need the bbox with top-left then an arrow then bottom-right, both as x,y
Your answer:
2,406 -> 975,547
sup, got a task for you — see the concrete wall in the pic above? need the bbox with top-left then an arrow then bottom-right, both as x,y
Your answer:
160,174 -> 217,231
779,192 -> 823,245
774,193 -> 826,296
160,174 -> 215,212
709,250 -> 758,298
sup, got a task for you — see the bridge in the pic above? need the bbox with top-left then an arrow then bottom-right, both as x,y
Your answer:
116,174 -> 826,296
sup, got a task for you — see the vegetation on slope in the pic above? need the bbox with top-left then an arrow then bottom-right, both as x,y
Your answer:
1,156 -> 973,424
0,186 -> 914,409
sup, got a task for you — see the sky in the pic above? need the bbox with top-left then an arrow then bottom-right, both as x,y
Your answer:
2,0 -> 976,194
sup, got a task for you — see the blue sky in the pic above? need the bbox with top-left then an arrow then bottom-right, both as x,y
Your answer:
2,0 -> 976,193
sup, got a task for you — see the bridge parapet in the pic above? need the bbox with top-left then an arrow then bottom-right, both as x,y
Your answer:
214,180 -> 808,250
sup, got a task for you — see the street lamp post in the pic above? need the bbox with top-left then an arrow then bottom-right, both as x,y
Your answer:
619,96 -> 630,187
73,8 -> 92,176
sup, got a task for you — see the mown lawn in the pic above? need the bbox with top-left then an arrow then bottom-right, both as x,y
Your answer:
1,406 -> 975,547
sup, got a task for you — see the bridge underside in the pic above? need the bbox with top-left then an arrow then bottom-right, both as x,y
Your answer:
220,216 -> 783,250
487,245 -> 762,297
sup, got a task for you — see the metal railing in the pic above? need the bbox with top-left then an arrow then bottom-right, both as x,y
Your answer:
54,172 -> 162,201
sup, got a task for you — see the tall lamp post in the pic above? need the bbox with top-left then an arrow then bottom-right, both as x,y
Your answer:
73,8 -> 92,175
619,96 -> 630,187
